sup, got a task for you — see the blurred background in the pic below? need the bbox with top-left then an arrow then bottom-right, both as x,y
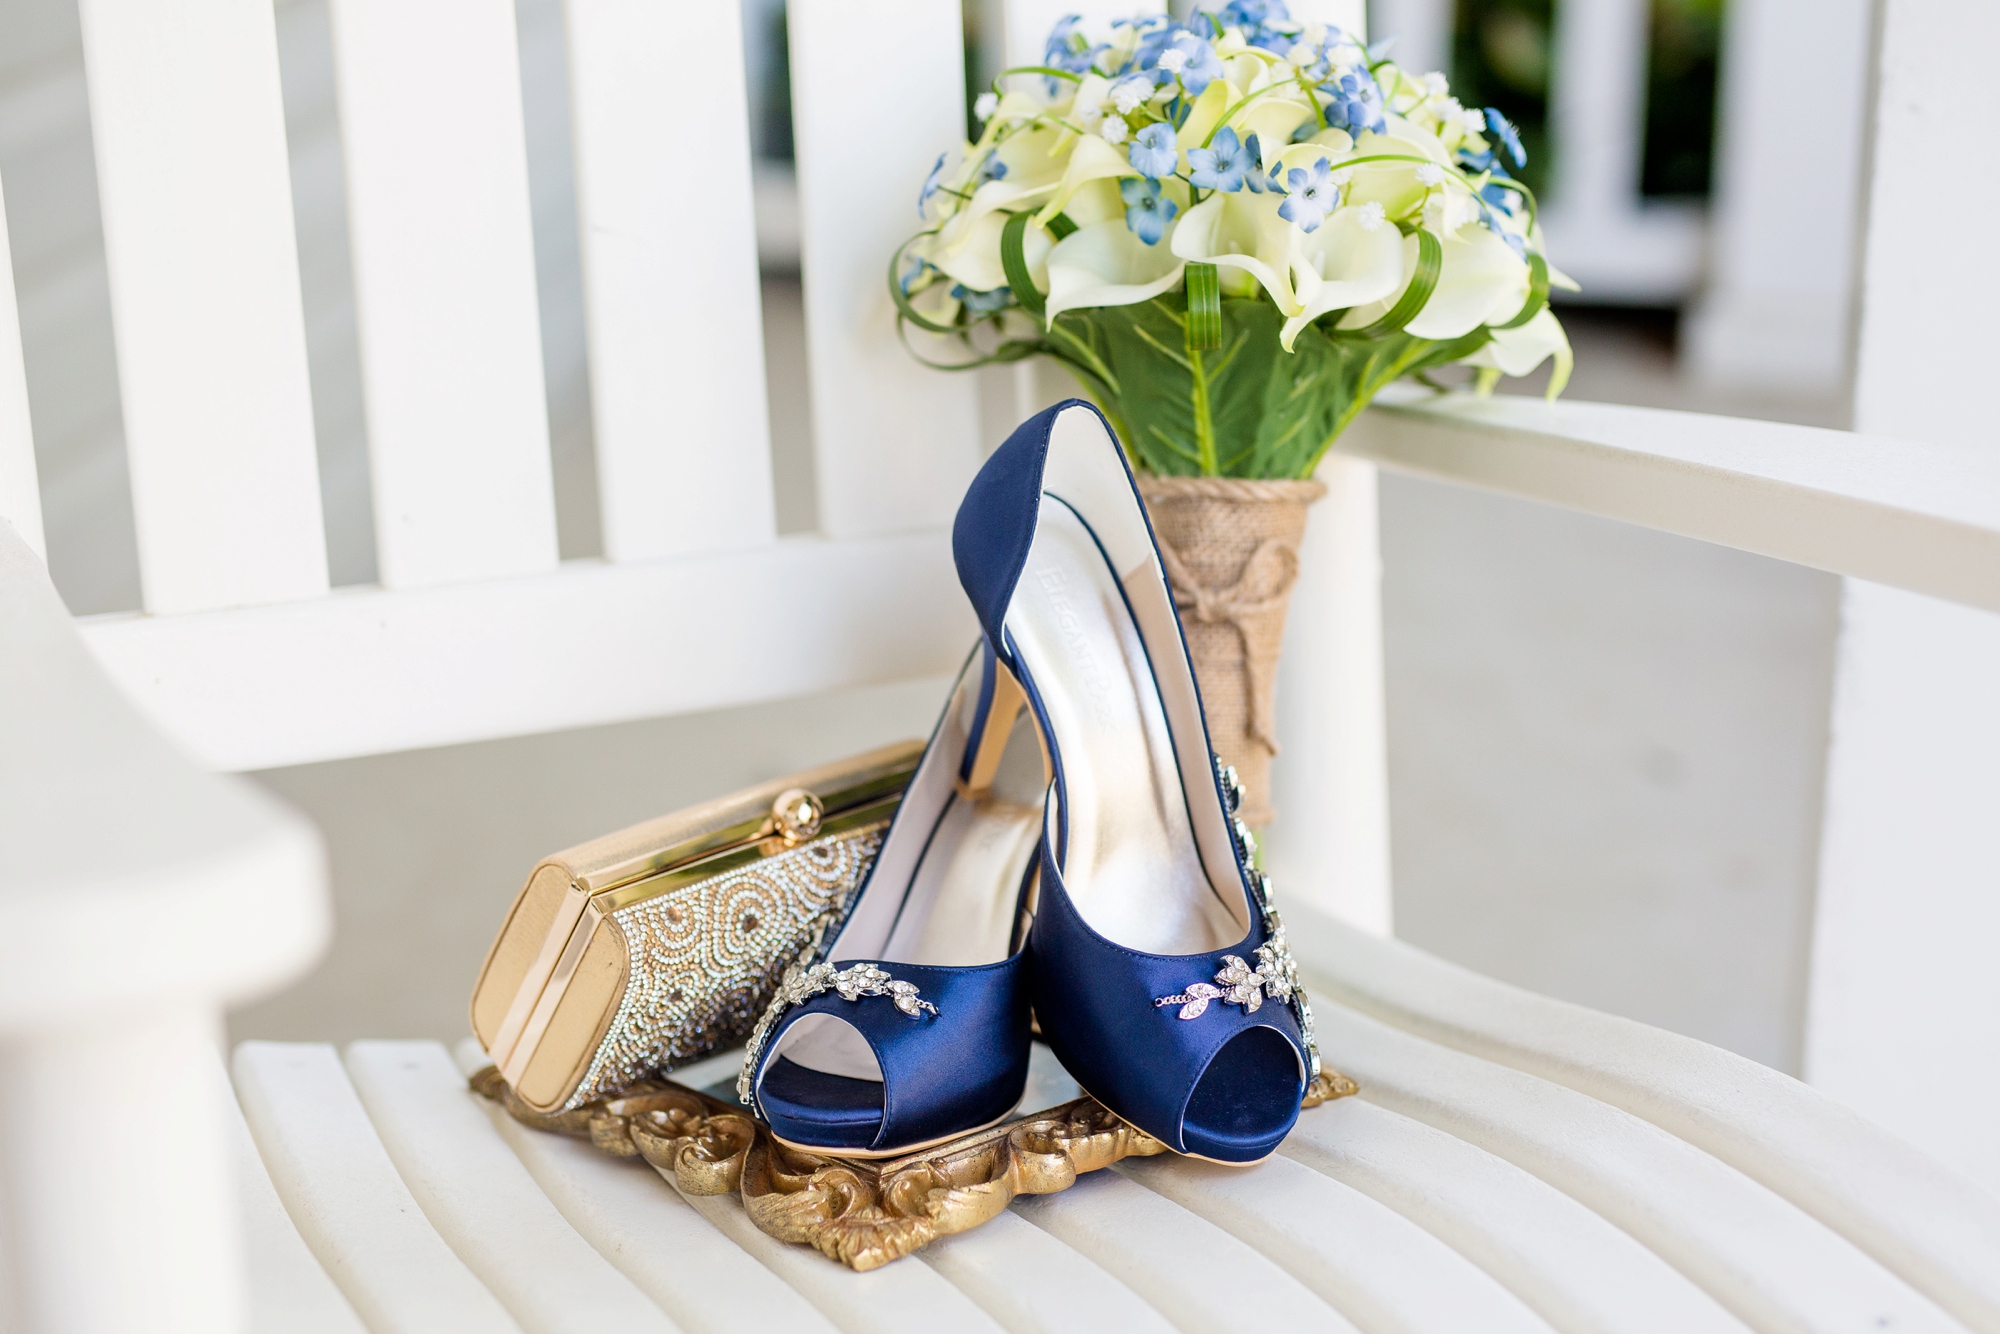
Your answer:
0,0 -> 1870,1077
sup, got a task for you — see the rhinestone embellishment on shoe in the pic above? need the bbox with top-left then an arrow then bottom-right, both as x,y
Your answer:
738,959 -> 937,1106
1155,928 -> 1299,1019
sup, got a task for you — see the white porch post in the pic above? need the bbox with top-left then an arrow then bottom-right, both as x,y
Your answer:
1804,0 -> 2000,1194
1682,0 -> 1871,392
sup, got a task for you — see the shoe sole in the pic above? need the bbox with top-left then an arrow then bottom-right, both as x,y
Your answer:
768,1099 -> 1026,1160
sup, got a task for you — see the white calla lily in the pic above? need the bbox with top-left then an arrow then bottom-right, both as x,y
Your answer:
1171,189 -> 1302,314
1045,219 -> 1186,322
1337,223 -> 1526,339
936,125 -> 1068,255
933,207 -> 1053,294
1035,134 -> 1142,225
1280,207 -> 1406,348
1461,308 -> 1573,396
1403,224 -> 1529,338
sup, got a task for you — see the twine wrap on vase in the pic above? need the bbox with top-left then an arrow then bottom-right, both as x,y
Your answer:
1135,476 -> 1324,827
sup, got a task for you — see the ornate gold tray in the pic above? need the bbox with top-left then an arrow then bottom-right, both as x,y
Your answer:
470,1061 -> 1357,1271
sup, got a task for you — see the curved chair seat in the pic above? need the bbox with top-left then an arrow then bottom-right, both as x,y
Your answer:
226,910 -> 2000,1334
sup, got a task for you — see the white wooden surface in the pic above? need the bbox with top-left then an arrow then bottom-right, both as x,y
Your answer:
1267,454 -> 1393,935
1538,0 -> 1704,301
79,531 -> 973,772
327,0 -> 559,589
1334,390 -> 2000,613
789,0 -> 981,537
0,170 -> 42,561
202,908 -> 2000,1333
75,0 -> 328,615
0,523 -> 328,1333
1804,0 -> 2000,1200
1682,0 -> 1870,391
564,0 -> 776,564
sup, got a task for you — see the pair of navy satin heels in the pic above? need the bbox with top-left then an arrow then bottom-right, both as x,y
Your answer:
739,401 -> 1316,1164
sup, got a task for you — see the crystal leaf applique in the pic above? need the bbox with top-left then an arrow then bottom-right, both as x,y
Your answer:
1154,927 -> 1299,1021
739,958 -> 937,1105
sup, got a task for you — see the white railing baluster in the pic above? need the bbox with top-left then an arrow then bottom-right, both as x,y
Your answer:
0,171 -> 40,562
789,0 -> 982,537
565,0 -> 776,563
327,0 -> 559,588
75,0 -> 327,614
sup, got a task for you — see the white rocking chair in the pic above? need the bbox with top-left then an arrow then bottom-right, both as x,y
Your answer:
2,0 -> 1997,1330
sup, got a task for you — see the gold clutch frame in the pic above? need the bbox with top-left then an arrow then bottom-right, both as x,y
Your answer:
471,741 -> 925,1113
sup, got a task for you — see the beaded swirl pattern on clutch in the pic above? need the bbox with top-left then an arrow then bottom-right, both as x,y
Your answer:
568,826 -> 886,1108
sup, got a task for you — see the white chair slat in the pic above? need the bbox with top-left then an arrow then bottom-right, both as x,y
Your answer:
1317,1001 -> 1966,1333
1010,1171 -> 1353,1329
343,1042 -> 679,1334
1283,1098 -> 1745,1333
74,0 -> 327,614
918,1210 -> 1179,1334
1117,1153 -> 1556,1333
0,171 -> 43,560
446,1041 -> 839,1334
789,0 -> 982,538
1295,904 -> 2000,1330
231,1042 -> 520,1334
564,0 -> 776,564
1290,0 -> 1370,28
79,530 -> 973,772
666,1174 -> 1008,1334
218,1056 -> 368,1334
326,0 -> 558,589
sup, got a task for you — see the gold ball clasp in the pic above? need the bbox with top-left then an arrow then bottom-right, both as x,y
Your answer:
772,788 -> 823,843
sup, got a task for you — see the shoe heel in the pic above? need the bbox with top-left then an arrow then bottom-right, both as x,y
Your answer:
957,643 -> 1031,799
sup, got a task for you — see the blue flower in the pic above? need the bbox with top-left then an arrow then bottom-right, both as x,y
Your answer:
1217,0 -> 1291,51
1485,108 -> 1526,168
1277,157 -> 1337,232
1219,0 -> 1286,23
1120,16 -> 1184,76
1128,122 -> 1180,179
917,151 -> 948,216
978,153 -> 1008,184
952,283 -> 1013,315
1322,69 -> 1386,137
899,254 -> 931,295
1044,15 -> 1106,76
1121,177 -> 1179,245
1188,127 -> 1263,194
1159,32 -> 1225,95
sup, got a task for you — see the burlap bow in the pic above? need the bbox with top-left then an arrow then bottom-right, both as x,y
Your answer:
1154,537 -> 1301,754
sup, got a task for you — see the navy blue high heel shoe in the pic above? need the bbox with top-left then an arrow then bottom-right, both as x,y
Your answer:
953,400 -> 1315,1163
739,652 -> 1046,1155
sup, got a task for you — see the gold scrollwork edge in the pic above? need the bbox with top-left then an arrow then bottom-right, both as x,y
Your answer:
470,1063 -> 1358,1272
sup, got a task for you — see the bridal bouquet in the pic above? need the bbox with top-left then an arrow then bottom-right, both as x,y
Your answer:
892,1 -> 1574,480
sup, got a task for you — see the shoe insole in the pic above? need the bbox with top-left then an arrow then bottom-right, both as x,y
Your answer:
771,719 -> 1043,1084
1007,498 -> 1246,956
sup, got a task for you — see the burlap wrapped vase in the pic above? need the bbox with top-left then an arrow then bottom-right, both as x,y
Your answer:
1135,476 -> 1324,827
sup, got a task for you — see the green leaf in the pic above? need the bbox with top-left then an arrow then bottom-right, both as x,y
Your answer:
886,233 -> 959,336
1340,228 -> 1441,340
1493,251 -> 1548,330
1000,212 -> 1043,318
1185,263 -> 1221,351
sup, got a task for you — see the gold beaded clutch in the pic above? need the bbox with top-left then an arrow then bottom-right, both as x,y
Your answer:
470,741 -> 923,1114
